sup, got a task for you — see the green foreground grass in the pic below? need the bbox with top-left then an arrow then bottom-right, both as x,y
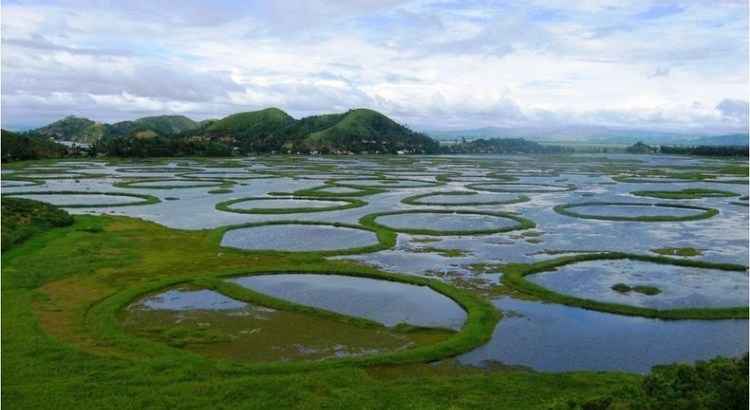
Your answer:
1,205 -> 643,409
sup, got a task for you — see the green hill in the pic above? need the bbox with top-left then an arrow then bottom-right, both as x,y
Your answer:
1,129 -> 69,161
33,115 -> 107,143
32,107 -> 440,155
133,115 -> 199,134
107,115 -> 200,138
282,113 -> 346,138
207,108 -> 295,136
34,115 -> 199,143
302,108 -> 437,153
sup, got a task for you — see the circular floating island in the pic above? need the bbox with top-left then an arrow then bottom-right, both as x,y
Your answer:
11,171 -> 105,180
116,267 -> 493,366
467,182 -> 575,193
115,178 -> 230,189
631,188 -> 740,200
361,210 -> 534,236
284,184 -> 385,197
402,191 -> 529,206
216,197 -> 365,214
2,191 -> 160,207
613,176 -> 704,183
220,222 -> 393,254
115,167 -> 200,174
501,253 -> 748,319
121,286 -> 455,363
332,178 -> 441,189
554,202 -> 718,222
178,171 -> 276,180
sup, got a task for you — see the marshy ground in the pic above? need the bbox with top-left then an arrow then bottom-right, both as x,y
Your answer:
2,153 -> 748,408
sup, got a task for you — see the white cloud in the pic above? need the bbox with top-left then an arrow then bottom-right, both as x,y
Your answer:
1,0 -> 747,135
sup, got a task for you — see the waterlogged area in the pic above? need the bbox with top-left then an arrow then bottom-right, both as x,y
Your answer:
3,153 -> 748,372
136,288 -> 248,311
230,274 -> 466,330
122,287 -> 452,362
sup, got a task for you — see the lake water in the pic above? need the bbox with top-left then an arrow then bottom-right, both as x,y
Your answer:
230,273 -> 466,329
458,297 -> 748,373
528,259 -> 748,309
221,224 -> 379,251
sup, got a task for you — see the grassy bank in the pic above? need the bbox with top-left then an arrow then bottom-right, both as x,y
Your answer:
1,213 -> 645,409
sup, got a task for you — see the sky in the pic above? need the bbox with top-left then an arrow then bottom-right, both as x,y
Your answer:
1,0 -> 748,134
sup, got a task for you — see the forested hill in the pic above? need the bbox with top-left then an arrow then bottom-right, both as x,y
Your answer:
36,108 -> 440,156
1,129 -> 68,162
32,115 -> 200,143
18,108 -> 580,157
168,107 -> 439,154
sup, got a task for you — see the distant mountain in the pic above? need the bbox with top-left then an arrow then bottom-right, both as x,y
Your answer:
427,125 -> 749,146
691,134 -> 749,146
440,138 -> 571,155
33,115 -> 107,144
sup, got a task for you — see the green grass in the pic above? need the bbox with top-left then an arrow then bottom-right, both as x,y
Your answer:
215,196 -> 366,214
273,183 -> 387,197
1,197 -> 74,251
360,209 -> 535,236
412,247 -> 472,257
114,178 -> 234,189
500,252 -> 748,320
632,188 -> 739,200
331,177 -> 443,190
651,247 -> 702,257
2,213 -> 642,409
467,182 -> 575,193
611,283 -> 661,295
115,166 -> 201,174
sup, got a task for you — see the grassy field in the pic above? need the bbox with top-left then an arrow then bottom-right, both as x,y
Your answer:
2,206 -> 641,409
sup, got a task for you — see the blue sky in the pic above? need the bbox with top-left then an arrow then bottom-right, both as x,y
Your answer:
1,0 -> 748,134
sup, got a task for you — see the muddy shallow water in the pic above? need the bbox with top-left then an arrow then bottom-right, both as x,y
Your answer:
123,287 -> 452,362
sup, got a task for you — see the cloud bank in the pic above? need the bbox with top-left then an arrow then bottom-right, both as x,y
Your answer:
2,0 -> 748,135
